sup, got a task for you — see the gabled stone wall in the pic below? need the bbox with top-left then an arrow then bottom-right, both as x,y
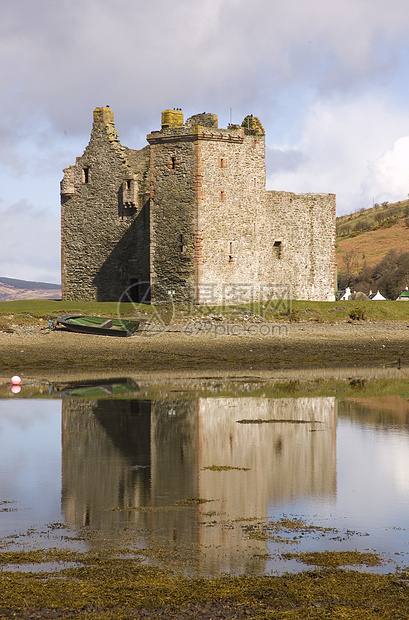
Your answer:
61,107 -> 150,301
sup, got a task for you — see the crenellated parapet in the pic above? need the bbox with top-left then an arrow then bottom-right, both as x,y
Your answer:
147,110 -> 266,146
241,114 -> 265,135
161,108 -> 184,129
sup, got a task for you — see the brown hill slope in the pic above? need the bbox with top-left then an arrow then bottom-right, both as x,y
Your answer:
0,278 -> 61,301
336,199 -> 409,275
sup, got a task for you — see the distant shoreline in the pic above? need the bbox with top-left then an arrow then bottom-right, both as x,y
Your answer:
0,276 -> 60,289
0,277 -> 61,302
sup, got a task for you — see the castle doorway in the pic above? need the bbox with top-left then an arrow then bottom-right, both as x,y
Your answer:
128,278 -> 142,302
128,278 -> 151,303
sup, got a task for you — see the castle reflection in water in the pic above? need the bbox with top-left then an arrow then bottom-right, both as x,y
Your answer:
61,396 -> 336,573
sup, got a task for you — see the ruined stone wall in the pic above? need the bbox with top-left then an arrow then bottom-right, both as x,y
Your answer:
266,191 -> 336,300
61,107 -> 336,304
61,108 -> 150,301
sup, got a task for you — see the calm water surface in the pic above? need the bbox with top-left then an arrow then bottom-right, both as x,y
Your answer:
1,386 -> 409,575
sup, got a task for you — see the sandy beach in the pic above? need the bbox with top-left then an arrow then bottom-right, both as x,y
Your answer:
1,320 -> 408,380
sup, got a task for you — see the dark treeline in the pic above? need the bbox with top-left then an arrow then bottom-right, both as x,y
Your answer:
338,250 -> 409,300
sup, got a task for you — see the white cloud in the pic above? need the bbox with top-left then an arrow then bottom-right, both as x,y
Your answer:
2,0 -> 409,140
267,96 -> 409,213
369,137 -> 409,201
2,0 -> 409,278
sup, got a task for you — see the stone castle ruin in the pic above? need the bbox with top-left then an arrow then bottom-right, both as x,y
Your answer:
61,107 -> 335,304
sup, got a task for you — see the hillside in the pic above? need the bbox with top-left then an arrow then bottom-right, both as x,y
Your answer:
0,277 -> 61,301
336,199 -> 409,278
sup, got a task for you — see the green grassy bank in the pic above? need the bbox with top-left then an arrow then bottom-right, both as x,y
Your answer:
1,298 -> 409,326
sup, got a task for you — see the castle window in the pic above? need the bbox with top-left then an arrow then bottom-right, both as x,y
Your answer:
273,240 -> 282,259
220,157 -> 228,169
82,167 -> 90,184
167,156 -> 180,170
126,179 -> 131,190
228,241 -> 234,263
180,234 -> 186,253
220,190 -> 227,201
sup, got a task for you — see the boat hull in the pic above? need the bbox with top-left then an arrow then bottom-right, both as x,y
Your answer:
56,315 -> 139,337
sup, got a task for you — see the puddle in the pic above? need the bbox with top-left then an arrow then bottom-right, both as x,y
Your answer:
1,374 -> 409,575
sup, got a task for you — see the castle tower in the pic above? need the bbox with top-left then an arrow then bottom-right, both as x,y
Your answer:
147,110 -> 267,304
61,107 -> 335,304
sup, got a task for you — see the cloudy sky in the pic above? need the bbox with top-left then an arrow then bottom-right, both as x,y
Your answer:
2,0 -> 409,283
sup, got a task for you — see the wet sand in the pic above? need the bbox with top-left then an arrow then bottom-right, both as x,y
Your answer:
0,321 -> 408,379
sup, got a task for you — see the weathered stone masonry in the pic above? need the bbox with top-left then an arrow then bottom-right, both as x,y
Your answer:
61,107 -> 336,303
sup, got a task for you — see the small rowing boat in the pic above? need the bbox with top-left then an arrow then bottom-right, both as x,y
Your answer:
56,315 -> 139,337
53,377 -> 140,397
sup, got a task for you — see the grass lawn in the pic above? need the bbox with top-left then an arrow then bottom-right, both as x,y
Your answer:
0,298 -> 408,327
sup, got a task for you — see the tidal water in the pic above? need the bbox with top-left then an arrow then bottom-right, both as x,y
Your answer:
1,382 -> 409,575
